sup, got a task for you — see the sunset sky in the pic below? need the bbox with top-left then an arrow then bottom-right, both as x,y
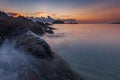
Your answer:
0,0 -> 120,23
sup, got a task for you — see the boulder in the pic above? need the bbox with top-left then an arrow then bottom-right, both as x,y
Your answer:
15,31 -> 54,59
36,21 -> 55,34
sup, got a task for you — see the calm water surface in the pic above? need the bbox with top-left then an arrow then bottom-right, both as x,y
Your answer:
45,24 -> 120,80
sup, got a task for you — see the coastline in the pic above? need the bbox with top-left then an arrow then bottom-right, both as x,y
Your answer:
0,11 -> 83,80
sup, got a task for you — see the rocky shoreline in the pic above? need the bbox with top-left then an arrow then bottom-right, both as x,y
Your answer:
0,11 -> 83,80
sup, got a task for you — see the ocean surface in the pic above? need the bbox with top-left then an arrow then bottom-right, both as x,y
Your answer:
45,24 -> 120,80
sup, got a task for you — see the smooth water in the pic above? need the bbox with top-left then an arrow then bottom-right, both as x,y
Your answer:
46,24 -> 120,80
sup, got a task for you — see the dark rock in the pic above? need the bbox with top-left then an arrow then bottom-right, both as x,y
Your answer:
46,29 -> 54,34
15,31 -> 54,59
45,23 -> 52,25
111,22 -> 120,24
27,21 -> 45,35
0,17 -> 28,38
16,17 -> 55,35
36,21 -> 46,26
0,11 -> 55,36
0,35 -> 4,46
37,21 -> 55,34
0,11 -> 8,17
52,20 -> 64,24
0,12 -> 45,36
14,16 -> 46,35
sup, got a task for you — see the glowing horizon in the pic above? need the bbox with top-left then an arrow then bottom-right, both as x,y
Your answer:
0,0 -> 120,23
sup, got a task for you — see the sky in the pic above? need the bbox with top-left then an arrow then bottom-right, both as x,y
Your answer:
0,0 -> 120,23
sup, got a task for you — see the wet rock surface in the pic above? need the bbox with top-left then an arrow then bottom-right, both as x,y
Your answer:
0,36 -> 4,45
0,40 -> 83,80
0,11 -> 83,80
14,31 -> 54,59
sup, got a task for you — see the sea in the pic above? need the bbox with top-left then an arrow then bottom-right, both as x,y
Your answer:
45,24 -> 120,80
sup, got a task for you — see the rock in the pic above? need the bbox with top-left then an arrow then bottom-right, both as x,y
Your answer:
0,11 -> 54,36
0,11 -> 83,80
0,17 -> 28,38
111,22 -> 120,24
37,21 -> 55,34
15,31 -> 54,59
0,11 -> 8,17
0,39 -> 83,80
46,29 -> 54,34
26,20 -> 45,35
13,31 -> 83,80
45,23 -> 52,25
52,20 -> 64,24
0,35 -> 4,46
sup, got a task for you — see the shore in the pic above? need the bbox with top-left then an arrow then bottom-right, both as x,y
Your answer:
0,11 -> 83,80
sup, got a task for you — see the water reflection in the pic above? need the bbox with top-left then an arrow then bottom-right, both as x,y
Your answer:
46,24 -> 120,80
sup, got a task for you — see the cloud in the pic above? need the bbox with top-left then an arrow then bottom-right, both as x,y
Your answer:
31,12 -> 73,19
62,15 -> 71,18
31,12 -> 57,17
32,12 -> 76,20
69,0 -> 120,23
32,12 -> 46,15
6,11 -> 73,20
7,12 -> 27,17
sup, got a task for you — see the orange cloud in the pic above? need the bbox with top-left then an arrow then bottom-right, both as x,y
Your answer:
79,7 -> 120,23
31,12 -> 72,19
6,11 -> 74,20
68,1 -> 120,23
7,12 -> 27,17
31,12 -> 57,17
62,15 -> 71,18
32,12 -> 45,15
